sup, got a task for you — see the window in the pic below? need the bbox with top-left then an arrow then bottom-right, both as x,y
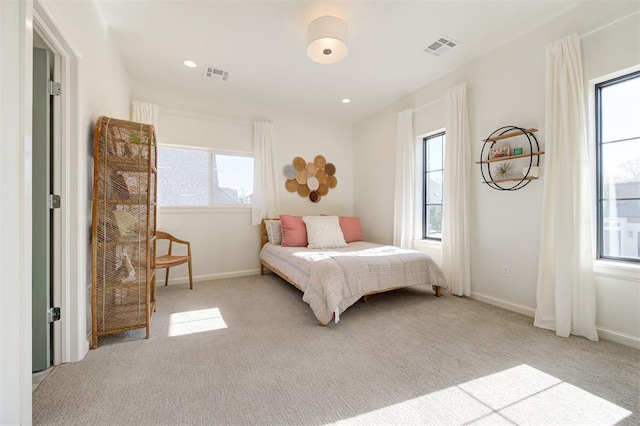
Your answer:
595,70 -> 640,263
423,132 -> 445,240
158,146 -> 254,207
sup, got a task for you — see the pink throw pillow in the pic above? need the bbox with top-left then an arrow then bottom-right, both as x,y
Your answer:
339,217 -> 364,243
279,214 -> 308,247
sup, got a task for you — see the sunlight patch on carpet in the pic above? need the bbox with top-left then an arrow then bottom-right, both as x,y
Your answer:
168,308 -> 227,337
334,364 -> 631,425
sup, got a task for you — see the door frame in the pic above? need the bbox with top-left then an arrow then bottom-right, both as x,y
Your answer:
33,0 -> 87,364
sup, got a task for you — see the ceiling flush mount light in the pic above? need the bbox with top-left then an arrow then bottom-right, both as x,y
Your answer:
307,16 -> 348,64
183,59 -> 197,68
341,98 -> 351,104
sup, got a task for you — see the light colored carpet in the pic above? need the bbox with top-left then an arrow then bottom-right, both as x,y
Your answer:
33,274 -> 639,425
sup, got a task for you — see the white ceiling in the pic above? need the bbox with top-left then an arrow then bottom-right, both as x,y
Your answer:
96,0 -> 583,123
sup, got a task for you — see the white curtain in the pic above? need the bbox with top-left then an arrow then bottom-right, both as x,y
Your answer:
131,100 -> 159,128
442,83 -> 472,296
393,109 -> 415,248
252,121 -> 280,225
534,34 -> 598,341
132,101 -> 161,226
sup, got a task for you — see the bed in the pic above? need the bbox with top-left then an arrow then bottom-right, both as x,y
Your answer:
259,216 -> 447,325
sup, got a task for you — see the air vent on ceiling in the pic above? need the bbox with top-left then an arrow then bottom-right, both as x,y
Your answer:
204,66 -> 229,81
423,35 -> 460,57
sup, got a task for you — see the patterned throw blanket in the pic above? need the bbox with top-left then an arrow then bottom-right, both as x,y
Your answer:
261,242 -> 448,325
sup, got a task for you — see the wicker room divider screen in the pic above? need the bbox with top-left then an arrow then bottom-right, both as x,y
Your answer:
91,116 -> 157,348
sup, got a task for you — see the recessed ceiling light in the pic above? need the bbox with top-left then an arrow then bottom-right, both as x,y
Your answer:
341,98 -> 351,104
183,59 -> 197,68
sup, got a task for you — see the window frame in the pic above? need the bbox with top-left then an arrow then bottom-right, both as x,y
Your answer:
157,143 -> 254,208
595,70 -> 640,264
422,131 -> 445,241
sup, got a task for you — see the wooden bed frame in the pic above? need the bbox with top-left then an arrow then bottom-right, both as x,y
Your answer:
259,219 -> 443,303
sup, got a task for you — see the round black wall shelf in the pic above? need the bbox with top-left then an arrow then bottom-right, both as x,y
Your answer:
477,125 -> 544,191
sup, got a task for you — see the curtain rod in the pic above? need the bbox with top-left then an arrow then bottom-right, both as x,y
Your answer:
160,107 -> 254,125
580,9 -> 639,39
412,85 -> 473,113
412,97 -> 444,113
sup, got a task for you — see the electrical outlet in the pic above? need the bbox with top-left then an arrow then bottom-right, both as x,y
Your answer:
501,265 -> 510,278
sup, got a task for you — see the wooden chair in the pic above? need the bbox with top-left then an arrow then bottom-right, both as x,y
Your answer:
155,231 -> 193,289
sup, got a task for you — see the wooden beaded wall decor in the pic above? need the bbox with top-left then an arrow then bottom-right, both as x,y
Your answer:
283,155 -> 337,203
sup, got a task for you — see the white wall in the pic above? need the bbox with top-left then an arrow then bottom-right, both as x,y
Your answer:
42,1 -> 131,118
1,1 -> 34,423
1,0 -> 131,421
353,1 -> 640,346
133,83 -> 354,283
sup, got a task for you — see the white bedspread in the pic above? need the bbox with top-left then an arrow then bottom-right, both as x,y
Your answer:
260,241 -> 447,325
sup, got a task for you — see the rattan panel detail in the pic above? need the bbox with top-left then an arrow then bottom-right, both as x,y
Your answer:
91,117 -> 157,348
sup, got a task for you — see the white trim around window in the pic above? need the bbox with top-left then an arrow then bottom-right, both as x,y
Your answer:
588,63 -> 640,278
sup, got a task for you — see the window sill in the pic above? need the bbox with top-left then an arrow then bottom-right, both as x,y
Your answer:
593,260 -> 640,282
412,239 -> 442,251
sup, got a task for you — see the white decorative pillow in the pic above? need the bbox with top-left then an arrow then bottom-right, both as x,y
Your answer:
264,219 -> 282,245
302,215 -> 347,249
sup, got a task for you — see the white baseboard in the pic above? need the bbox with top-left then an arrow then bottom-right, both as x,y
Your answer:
470,291 -> 640,349
164,269 -> 260,285
470,292 -> 536,317
595,327 -> 640,349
